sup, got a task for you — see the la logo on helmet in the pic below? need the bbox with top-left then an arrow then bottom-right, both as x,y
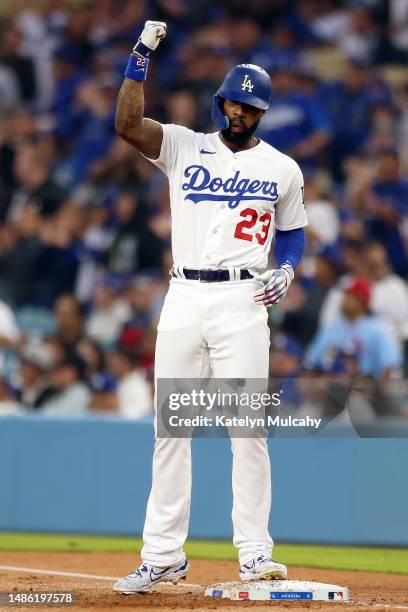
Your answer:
241,74 -> 254,92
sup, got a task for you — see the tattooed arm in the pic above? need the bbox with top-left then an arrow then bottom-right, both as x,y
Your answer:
115,79 -> 163,159
115,21 -> 166,159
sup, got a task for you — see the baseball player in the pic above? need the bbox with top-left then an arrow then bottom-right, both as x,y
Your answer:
113,21 -> 307,594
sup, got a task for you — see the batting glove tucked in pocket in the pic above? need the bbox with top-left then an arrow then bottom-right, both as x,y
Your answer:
254,264 -> 294,306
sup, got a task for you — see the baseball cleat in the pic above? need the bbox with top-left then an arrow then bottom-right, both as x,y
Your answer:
239,555 -> 287,581
113,558 -> 189,594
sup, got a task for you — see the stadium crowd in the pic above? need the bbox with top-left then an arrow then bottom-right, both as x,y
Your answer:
0,0 -> 407,420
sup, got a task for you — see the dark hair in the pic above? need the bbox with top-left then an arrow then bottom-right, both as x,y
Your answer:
57,354 -> 87,381
343,239 -> 365,255
77,337 -> 106,371
114,347 -> 140,367
55,293 -> 86,318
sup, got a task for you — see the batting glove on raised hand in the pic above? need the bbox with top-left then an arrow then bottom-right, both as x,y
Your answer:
134,20 -> 167,56
254,264 -> 294,306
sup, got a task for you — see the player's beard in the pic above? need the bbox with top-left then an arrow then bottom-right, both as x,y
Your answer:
221,119 -> 261,146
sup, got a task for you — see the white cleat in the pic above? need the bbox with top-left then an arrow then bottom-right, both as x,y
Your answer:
239,554 -> 288,581
113,558 -> 189,594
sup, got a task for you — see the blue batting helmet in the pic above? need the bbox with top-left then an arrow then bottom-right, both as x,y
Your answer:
212,64 -> 272,130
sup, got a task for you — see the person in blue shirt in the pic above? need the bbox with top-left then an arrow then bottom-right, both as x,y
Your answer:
306,277 -> 401,378
257,62 -> 331,170
53,77 -> 117,190
269,334 -> 303,409
251,22 -> 301,74
364,150 -> 408,277
320,59 -> 393,180
50,46 -> 89,140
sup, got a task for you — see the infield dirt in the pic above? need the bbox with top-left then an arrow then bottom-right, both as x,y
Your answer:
0,551 -> 407,611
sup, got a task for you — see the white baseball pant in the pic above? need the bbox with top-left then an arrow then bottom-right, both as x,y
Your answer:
141,277 -> 273,566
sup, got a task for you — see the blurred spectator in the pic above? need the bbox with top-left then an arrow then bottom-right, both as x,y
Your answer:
16,2 -> 65,110
364,242 -> 408,350
76,336 -> 117,412
165,89 -> 199,129
50,45 -> 89,139
0,110 -> 39,210
89,369 -> 117,412
363,104 -> 399,157
269,334 -> 303,408
338,5 -> 378,65
74,196 -> 116,303
118,277 -> 165,356
40,354 -> 90,416
0,376 -> 21,416
388,0 -> 408,54
108,191 -> 165,276
0,294 -> 21,374
62,7 -> 94,67
43,335 -> 66,365
7,142 -> 67,221
281,244 -> 343,346
76,336 -> 105,372
0,64 -> 19,108
86,275 -> 131,347
0,296 -> 20,349
372,0 -> 408,64
258,63 -> 331,169
0,22 -> 37,107
55,78 -> 117,188
306,277 -> 401,378
229,17 -> 261,58
0,204 -> 45,305
311,2 -> 351,44
354,149 -> 408,277
54,294 -> 85,351
319,240 -> 367,326
16,342 -> 54,409
284,0 -> 320,48
322,60 -> 392,180
108,348 -> 152,419
252,17 -> 303,70
270,334 -> 303,378
303,173 -> 340,247
319,241 -> 408,353
36,207 -> 80,306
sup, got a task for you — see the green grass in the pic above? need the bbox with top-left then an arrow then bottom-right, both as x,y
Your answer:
0,532 -> 407,574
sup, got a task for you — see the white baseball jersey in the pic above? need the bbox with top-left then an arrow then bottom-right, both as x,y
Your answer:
147,125 -> 307,272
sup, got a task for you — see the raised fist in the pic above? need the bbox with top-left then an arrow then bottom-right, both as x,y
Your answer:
134,20 -> 167,56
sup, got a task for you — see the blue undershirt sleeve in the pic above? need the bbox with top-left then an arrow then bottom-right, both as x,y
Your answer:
274,228 -> 306,270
